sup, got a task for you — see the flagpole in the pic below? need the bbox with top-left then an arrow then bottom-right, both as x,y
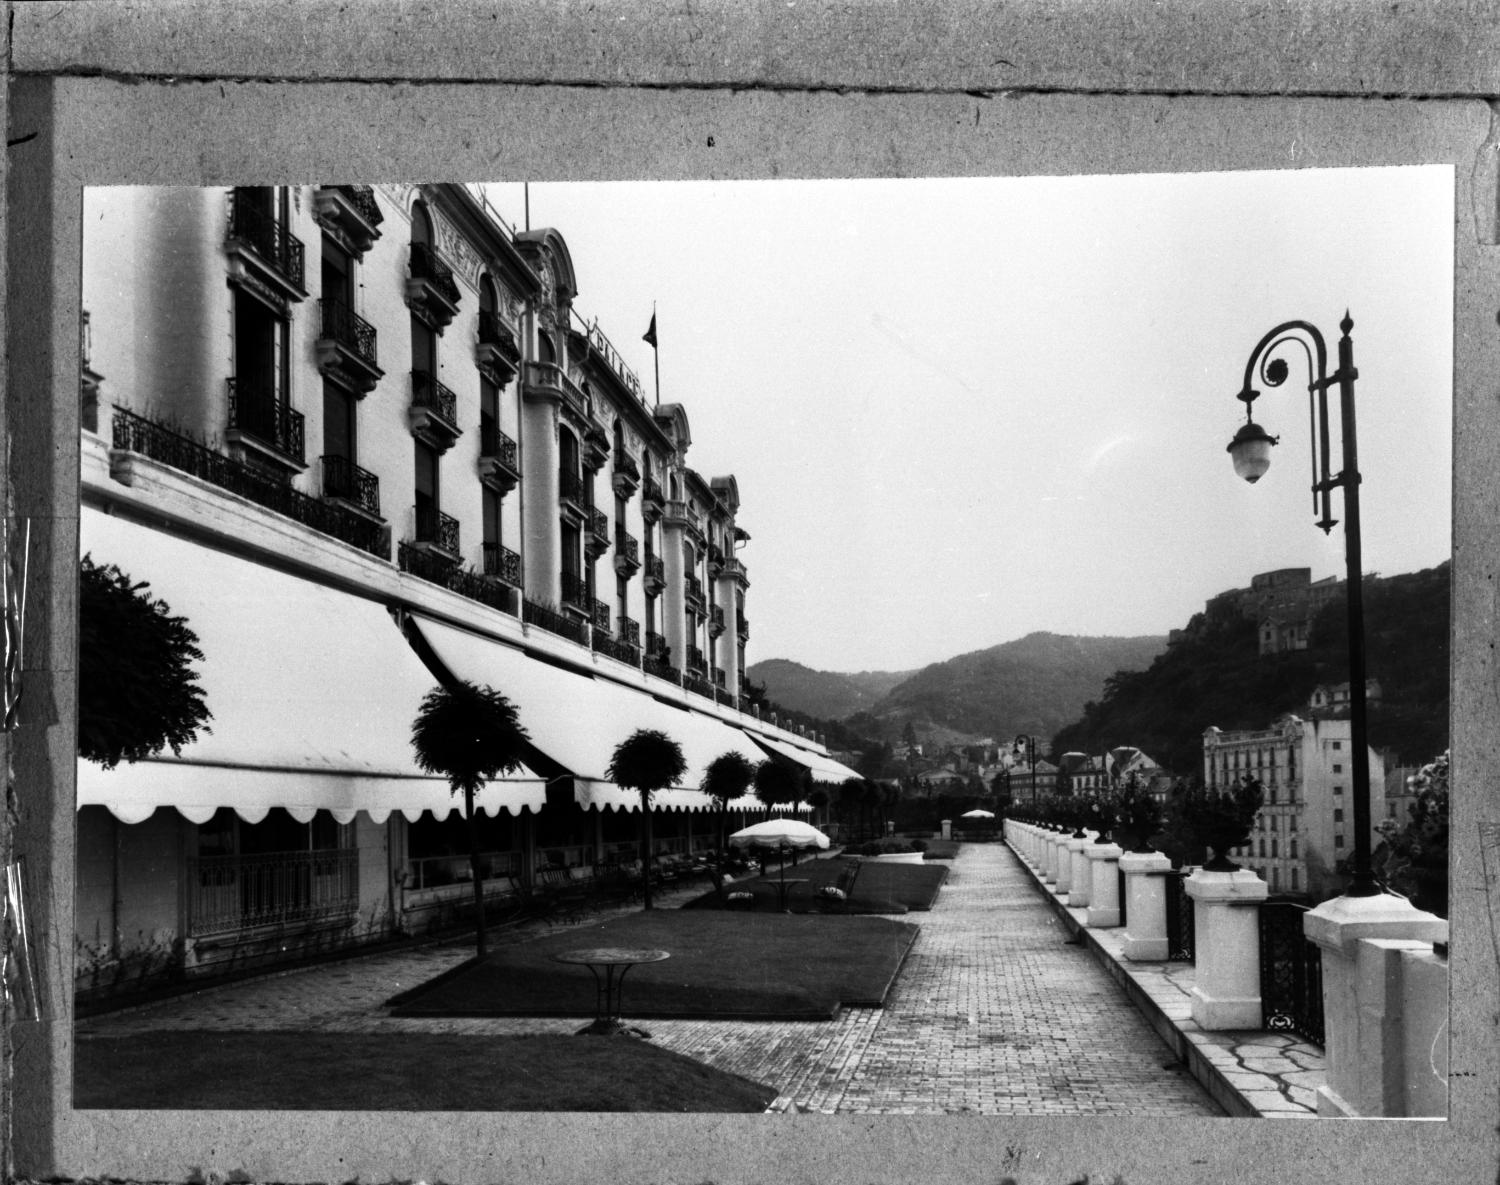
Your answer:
652,303 -> 660,408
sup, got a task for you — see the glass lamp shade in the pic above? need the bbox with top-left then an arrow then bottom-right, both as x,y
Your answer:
1227,421 -> 1277,483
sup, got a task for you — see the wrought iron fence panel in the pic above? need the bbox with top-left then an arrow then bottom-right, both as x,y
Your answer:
1163,871 -> 1195,961
189,849 -> 358,936
1259,899 -> 1325,1045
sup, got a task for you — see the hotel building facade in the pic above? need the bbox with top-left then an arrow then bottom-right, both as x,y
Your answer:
75,183 -> 856,997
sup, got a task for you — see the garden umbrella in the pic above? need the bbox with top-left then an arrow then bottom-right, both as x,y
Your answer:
961,809 -> 996,819
728,819 -> 830,904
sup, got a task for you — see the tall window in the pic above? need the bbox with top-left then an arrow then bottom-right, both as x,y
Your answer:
322,237 -> 353,308
234,292 -> 287,406
415,440 -> 439,537
323,382 -> 355,464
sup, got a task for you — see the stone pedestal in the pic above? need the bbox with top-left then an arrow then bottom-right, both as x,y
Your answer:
1043,831 -> 1063,885
1186,867 -> 1268,1030
1085,841 -> 1123,927
941,818 -> 952,840
1119,850 -> 1174,959
1058,834 -> 1084,895
1066,833 -> 1095,906
1304,892 -> 1448,1118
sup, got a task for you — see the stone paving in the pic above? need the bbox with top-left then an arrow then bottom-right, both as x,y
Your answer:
78,844 -> 1225,1116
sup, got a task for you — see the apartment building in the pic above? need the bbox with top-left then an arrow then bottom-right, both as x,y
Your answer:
74,183 -> 856,995
1202,714 -> 1384,901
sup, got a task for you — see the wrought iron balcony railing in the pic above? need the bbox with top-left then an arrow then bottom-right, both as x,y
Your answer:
335,184 -> 383,227
589,508 -> 610,547
525,597 -> 589,644
478,309 -> 522,371
560,570 -> 590,609
646,630 -> 668,660
414,503 -> 460,554
687,645 -> 706,673
408,242 -> 461,306
318,298 -> 379,366
645,555 -> 665,588
188,848 -> 357,936
482,540 -> 522,586
113,407 -> 386,559
682,671 -> 715,702
620,616 -> 642,648
684,575 -> 705,606
593,630 -> 641,667
411,369 -> 459,428
590,597 -> 612,633
614,452 -> 640,482
320,454 -> 380,515
614,530 -> 639,571
643,476 -> 665,506
227,377 -> 305,464
708,543 -> 724,571
228,192 -> 305,289
737,613 -> 749,639
713,666 -> 727,688
559,468 -> 586,509
709,604 -> 725,636
479,420 -> 519,473
401,542 -> 516,616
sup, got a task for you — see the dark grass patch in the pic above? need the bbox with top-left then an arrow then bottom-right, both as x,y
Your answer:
922,838 -> 961,859
684,858 -> 948,915
388,910 -> 919,1020
74,1030 -> 777,1111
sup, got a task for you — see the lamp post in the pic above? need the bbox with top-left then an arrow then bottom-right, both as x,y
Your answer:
1225,312 -> 1377,897
1013,734 -> 1039,808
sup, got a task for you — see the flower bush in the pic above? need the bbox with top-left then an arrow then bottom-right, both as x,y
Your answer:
1162,775 -> 1263,871
1362,749 -> 1449,917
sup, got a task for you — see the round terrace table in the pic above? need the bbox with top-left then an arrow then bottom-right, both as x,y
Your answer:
552,947 -> 670,1037
773,878 -> 809,912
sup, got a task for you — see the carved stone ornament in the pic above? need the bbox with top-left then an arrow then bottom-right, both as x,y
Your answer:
539,260 -> 556,309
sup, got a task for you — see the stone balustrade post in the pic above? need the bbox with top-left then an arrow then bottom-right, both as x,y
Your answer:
1085,840 -> 1123,927
1043,830 -> 1063,885
1185,867 -> 1268,1029
1066,832 -> 1095,906
1057,833 -> 1082,895
1303,893 -> 1448,1117
1119,850 -> 1174,959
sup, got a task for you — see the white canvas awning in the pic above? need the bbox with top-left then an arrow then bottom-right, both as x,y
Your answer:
748,731 -> 864,784
411,614 -> 776,813
76,509 -> 546,824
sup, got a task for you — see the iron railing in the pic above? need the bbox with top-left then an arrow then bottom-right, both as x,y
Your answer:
709,604 -> 725,635
615,531 -> 639,567
479,420 -> 519,473
229,192 -> 305,289
589,508 -> 610,550
685,575 -> 704,605
113,408 -> 386,558
1118,864 -> 1128,929
188,848 -> 357,936
683,671 -> 716,702
1162,870 -> 1196,961
334,184 -> 383,227
227,377 -> 305,463
404,849 -> 520,891
713,666 -> 727,688
643,476 -> 665,507
414,503 -> 460,554
559,469 -> 586,508
686,644 -> 706,672
411,370 -> 459,428
318,298 -> 379,366
478,310 -> 522,364
590,597 -> 612,633
524,597 -> 589,644
646,555 -> 665,587
559,570 -> 590,609
593,631 -> 641,668
400,542 -> 516,615
614,452 -> 640,483
737,613 -> 749,639
320,454 -> 380,515
409,242 -> 461,305
620,616 -> 642,648
1259,899 -> 1325,1045
482,541 -> 522,586
646,630 -> 668,659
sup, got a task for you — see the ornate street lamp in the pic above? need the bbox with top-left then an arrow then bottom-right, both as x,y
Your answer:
1225,312 -> 1377,897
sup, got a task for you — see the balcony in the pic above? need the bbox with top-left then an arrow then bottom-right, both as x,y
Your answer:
524,597 -> 589,645
482,540 -> 522,587
477,419 -> 520,493
708,543 -> 724,575
686,644 -> 706,674
593,629 -> 641,668
312,185 -> 384,256
320,454 -> 381,517
589,596 -> 612,634
682,671 -> 716,702
405,242 -> 461,330
315,298 -> 383,394
713,666 -> 727,689
409,370 -> 462,451
642,476 -> 666,523
400,542 -> 516,617
558,469 -> 587,517
522,360 -> 568,407
646,631 -> 668,660
188,849 -> 357,937
614,530 -> 640,577
684,575 -> 705,609
643,554 -> 666,595
737,612 -> 749,640
586,508 -> 611,558
113,407 -> 388,560
612,451 -> 640,498
584,426 -> 610,472
560,570 -> 590,614
477,310 -> 522,384
708,604 -> 725,638
226,192 -> 307,304
226,377 -> 305,469
620,616 -> 642,648
412,503 -> 460,559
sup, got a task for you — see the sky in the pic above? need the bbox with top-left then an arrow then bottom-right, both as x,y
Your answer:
481,168 -> 1453,674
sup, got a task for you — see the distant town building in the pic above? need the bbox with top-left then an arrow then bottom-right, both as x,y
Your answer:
1204,567 -> 1344,655
1202,714 -> 1383,901
1307,679 -> 1383,717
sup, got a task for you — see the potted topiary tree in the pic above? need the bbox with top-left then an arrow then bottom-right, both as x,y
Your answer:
410,681 -> 531,957
1164,775 -> 1263,871
607,728 -> 687,910
1105,772 -> 1164,853
700,750 -> 756,897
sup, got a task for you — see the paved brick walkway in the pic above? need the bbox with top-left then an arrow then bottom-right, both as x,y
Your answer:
79,845 -> 1223,1115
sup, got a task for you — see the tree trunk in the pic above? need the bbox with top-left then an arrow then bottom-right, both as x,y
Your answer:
466,785 -> 487,958
641,792 -> 655,910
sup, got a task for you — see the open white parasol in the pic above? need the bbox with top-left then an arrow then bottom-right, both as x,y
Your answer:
728,819 -> 830,907
961,809 -> 996,819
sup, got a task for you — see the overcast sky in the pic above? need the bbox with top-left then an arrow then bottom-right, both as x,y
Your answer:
482,168 -> 1453,674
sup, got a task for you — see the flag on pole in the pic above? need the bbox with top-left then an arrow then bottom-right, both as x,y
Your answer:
643,313 -> 657,349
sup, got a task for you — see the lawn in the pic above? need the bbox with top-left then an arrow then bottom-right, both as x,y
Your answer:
682,856 -> 949,914
389,909 -> 919,1020
74,1030 -> 778,1111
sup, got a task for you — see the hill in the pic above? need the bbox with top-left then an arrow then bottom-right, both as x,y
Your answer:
742,659 -> 914,721
1051,562 -> 1450,772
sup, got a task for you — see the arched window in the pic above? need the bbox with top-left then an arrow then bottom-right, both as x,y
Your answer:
538,331 -> 557,365
411,201 -> 433,248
